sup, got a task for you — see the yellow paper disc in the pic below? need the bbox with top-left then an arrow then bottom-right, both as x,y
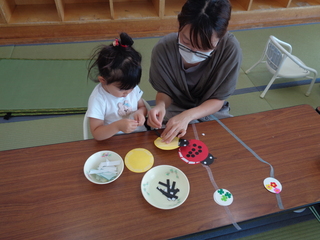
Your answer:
154,137 -> 180,150
125,148 -> 154,173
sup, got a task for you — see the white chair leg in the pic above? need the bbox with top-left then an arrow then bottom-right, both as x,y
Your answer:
245,60 -> 262,74
260,75 -> 278,98
305,75 -> 317,97
83,113 -> 89,140
245,47 -> 267,74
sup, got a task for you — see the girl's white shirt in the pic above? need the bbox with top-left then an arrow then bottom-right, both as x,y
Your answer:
87,83 -> 146,133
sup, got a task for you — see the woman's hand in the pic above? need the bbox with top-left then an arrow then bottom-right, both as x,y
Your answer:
160,99 -> 225,143
147,92 -> 172,129
147,104 -> 166,129
160,111 -> 191,143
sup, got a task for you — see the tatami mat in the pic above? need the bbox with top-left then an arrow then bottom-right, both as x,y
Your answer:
237,219 -> 320,240
0,46 -> 14,58
11,41 -> 102,59
0,114 -> 84,151
229,93 -> 273,117
0,38 -> 160,111
1,24 -> 319,113
0,59 -> 96,110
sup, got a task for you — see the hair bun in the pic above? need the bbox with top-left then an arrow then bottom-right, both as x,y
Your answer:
119,32 -> 134,47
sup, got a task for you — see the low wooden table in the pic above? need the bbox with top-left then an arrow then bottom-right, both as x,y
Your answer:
1,105 -> 319,239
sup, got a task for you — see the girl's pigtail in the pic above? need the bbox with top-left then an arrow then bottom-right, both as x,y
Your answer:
120,32 -> 134,47
113,32 -> 134,48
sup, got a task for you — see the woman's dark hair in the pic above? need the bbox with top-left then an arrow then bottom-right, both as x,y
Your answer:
178,0 -> 231,50
88,32 -> 142,90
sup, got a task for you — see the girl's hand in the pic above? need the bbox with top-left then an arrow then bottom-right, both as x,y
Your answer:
161,112 -> 191,143
133,112 -> 146,126
117,119 -> 139,133
147,104 -> 166,129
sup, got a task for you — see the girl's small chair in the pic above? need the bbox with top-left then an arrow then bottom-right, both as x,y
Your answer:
83,99 -> 152,140
83,112 -> 90,140
245,35 -> 318,98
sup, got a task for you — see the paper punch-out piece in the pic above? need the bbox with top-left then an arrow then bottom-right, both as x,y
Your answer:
154,137 -> 189,150
213,188 -> 234,206
154,137 -> 179,150
178,139 -> 215,165
125,148 -> 154,173
263,177 -> 282,194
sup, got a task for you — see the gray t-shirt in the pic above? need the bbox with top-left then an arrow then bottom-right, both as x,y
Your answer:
149,32 -> 242,111
182,60 -> 207,91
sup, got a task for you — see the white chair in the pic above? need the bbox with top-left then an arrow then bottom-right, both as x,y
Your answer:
83,99 -> 152,140
245,35 -> 318,98
83,112 -> 90,140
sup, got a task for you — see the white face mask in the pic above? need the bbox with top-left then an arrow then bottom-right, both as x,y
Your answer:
178,40 -> 212,64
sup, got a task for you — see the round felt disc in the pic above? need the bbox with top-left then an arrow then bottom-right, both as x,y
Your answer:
178,139 -> 209,164
263,177 -> 282,194
213,188 -> 234,206
154,137 -> 180,150
125,148 -> 154,173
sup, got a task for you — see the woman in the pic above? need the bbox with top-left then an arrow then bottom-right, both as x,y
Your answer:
148,0 -> 242,143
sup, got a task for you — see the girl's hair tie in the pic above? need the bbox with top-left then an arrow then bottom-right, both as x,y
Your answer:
113,38 -> 128,48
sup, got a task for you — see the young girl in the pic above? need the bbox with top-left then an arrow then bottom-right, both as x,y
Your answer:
86,32 -> 147,141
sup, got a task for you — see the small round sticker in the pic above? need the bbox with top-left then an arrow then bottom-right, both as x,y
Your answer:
125,148 -> 154,173
263,177 -> 282,194
213,188 -> 233,206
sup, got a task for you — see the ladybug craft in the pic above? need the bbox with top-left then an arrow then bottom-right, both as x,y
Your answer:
178,139 -> 215,165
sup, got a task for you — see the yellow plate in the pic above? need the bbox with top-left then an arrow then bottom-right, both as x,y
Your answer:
125,148 -> 154,173
154,137 -> 179,150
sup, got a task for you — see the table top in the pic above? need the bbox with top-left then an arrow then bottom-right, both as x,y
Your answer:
1,105 -> 319,240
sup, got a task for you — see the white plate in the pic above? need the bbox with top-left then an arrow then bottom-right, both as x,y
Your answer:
84,150 -> 124,184
141,165 -> 190,210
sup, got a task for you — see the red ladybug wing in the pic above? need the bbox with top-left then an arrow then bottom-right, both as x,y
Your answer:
178,139 -> 209,164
